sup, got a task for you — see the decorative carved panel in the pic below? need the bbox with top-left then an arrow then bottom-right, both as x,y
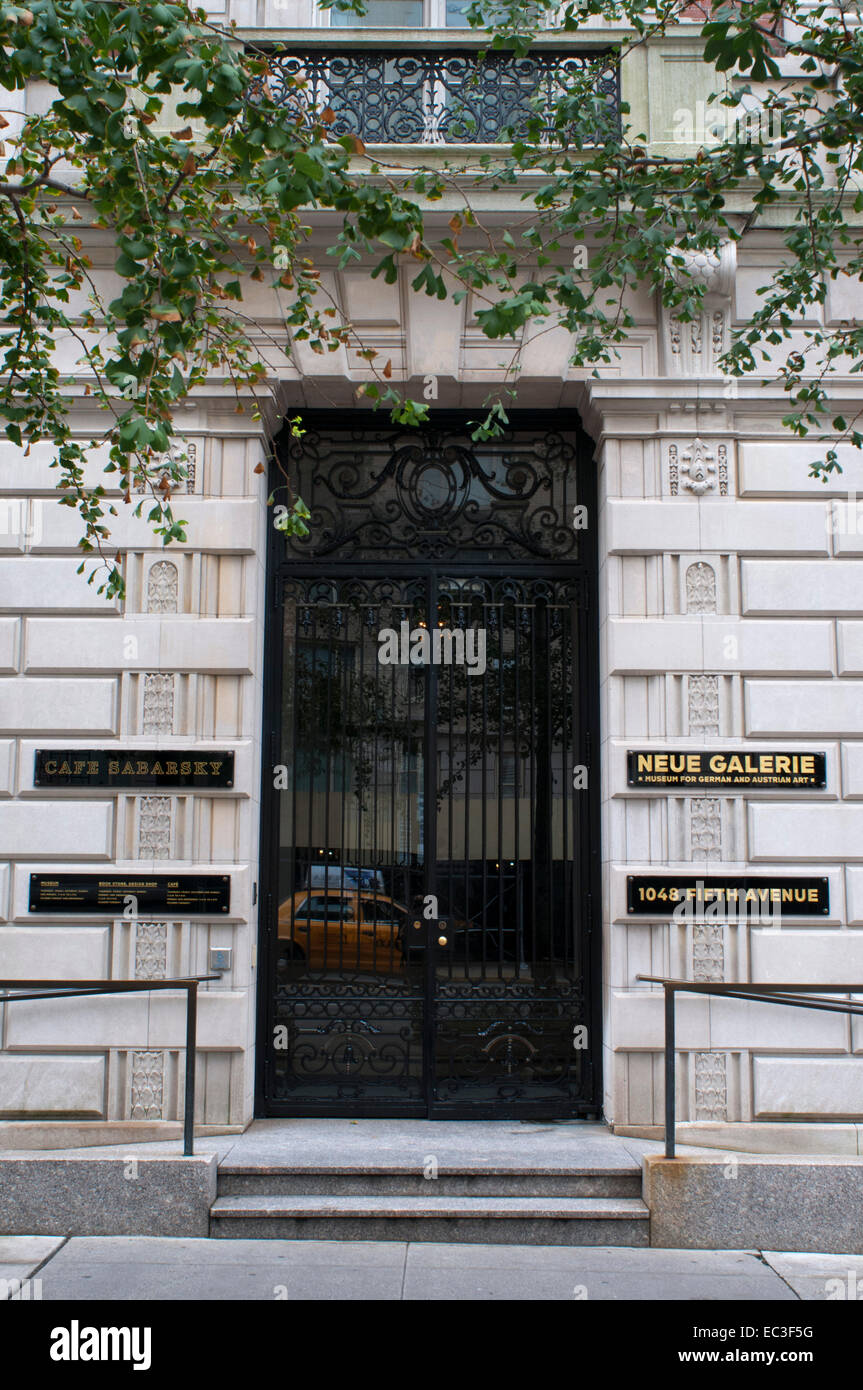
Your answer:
690,797 -> 721,859
142,673 -> 175,734
146,560 -> 178,614
668,443 -> 679,496
134,921 -> 168,980
688,674 -> 720,735
694,1051 -> 728,1122
130,1049 -> 165,1120
686,562 -> 717,613
692,920 -> 725,982
137,796 -> 172,859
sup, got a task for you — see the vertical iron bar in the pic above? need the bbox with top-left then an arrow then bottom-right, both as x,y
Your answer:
423,572 -> 439,1115
184,982 -> 198,1157
665,985 -> 676,1160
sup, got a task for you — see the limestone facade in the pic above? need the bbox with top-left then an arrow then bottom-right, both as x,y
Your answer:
1,2 -> 861,1139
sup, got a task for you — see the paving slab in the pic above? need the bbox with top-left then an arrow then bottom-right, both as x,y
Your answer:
0,1235 -> 65,1264
762,1251 -> 863,1300
34,1236 -> 407,1301
0,1236 -> 66,1300
402,1243 -> 794,1300
27,1236 -> 803,1301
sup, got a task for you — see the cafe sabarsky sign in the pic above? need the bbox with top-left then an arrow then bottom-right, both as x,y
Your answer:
34,749 -> 234,788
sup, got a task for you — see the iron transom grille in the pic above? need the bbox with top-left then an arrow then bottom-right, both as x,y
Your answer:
278,426 -> 583,564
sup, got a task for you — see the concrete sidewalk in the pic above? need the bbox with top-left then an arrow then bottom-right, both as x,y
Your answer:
3,1236 -> 862,1300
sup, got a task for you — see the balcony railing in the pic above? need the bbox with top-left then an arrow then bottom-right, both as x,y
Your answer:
256,46 -> 620,146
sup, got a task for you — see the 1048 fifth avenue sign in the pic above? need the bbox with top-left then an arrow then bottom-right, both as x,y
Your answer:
34,750 -> 234,788
627,750 -> 826,789
627,876 -> 829,916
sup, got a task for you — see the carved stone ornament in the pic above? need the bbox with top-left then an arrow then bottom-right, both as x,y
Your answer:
137,795 -> 172,859
142,673 -> 175,734
692,920 -> 725,982
146,560 -> 178,614
663,241 -> 737,376
694,1050 -> 728,1121
135,438 -> 195,494
686,562 -> 717,614
680,438 -> 716,495
130,1049 -> 165,1119
134,921 -> 168,980
688,674 -> 720,735
690,797 -> 721,859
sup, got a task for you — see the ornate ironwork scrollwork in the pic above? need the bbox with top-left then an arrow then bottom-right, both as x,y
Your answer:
278,427 -> 582,562
256,47 -> 620,146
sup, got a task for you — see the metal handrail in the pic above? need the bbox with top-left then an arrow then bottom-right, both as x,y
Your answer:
0,977 -> 218,1156
636,976 -> 863,1160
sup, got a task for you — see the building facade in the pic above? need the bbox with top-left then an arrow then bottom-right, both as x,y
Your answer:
1,0 -> 861,1146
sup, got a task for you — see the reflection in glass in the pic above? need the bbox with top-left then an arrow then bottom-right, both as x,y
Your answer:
331,0 -> 423,24
445,0 -> 472,23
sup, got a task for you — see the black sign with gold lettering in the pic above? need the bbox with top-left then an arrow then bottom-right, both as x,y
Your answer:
627,875 -> 829,916
627,750 -> 826,789
29,873 -> 231,914
34,750 -> 234,788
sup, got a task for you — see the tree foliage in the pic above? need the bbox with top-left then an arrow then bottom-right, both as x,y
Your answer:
1,0 -> 862,595
0,0 -> 427,595
440,0 -> 863,473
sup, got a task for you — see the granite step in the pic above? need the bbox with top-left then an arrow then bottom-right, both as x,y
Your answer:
209,1193 -> 650,1245
217,1169 -> 642,1199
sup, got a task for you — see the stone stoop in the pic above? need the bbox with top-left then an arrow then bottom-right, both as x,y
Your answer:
209,1165 -> 650,1245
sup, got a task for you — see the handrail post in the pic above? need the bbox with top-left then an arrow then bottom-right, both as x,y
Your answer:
184,982 -> 198,1157
665,984 -> 676,1160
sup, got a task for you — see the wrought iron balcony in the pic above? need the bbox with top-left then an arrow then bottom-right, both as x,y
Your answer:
256,45 -> 620,146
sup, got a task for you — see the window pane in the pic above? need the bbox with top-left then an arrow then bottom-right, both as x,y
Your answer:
331,0 -> 423,25
445,0 -> 472,24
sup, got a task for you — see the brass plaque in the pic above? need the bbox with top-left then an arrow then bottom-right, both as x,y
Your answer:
627,750 -> 826,789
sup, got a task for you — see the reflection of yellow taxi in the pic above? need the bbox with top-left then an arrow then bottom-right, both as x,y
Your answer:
278,890 -> 410,970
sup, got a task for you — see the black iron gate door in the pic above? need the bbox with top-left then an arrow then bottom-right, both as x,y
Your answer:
259,417 -> 599,1117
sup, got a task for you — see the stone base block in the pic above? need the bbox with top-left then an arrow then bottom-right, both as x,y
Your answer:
615,1121 -> 862,1155
0,1121 -> 246,1151
646,1154 -> 863,1253
0,1156 -> 217,1236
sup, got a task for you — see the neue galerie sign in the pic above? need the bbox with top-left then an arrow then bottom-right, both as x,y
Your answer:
627,750 -> 826,789
29,874 -> 231,914
627,875 -> 829,916
34,750 -> 234,788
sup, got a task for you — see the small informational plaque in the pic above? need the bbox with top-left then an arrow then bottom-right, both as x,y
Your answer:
29,874 -> 231,914
627,750 -> 826,789
34,750 -> 234,788
626,875 -> 829,916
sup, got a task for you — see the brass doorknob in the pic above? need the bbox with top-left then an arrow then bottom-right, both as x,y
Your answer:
413,920 -> 421,930
438,935 -> 448,946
